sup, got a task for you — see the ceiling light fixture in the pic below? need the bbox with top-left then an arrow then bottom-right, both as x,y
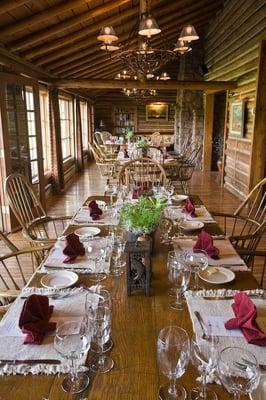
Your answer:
97,1 -> 199,77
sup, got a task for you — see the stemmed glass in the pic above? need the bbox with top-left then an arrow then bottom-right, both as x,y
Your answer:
217,347 -> 260,400
85,288 -> 113,353
160,218 -> 173,244
165,184 -> 175,205
168,259 -> 191,310
190,333 -> 219,400
86,237 -> 111,283
88,305 -> 114,373
157,326 -> 190,400
185,250 -> 208,290
54,321 -> 91,394
110,235 -> 126,276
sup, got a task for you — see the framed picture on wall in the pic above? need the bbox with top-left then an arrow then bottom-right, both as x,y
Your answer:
229,100 -> 245,137
146,103 -> 169,121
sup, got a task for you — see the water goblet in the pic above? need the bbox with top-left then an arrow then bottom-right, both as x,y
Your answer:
86,237 -> 109,283
110,235 -> 126,276
167,251 -> 178,296
168,260 -> 191,310
185,250 -> 208,290
160,218 -> 173,244
157,325 -> 190,400
88,305 -> 114,373
217,347 -> 260,400
165,184 -> 175,204
85,288 -> 113,353
190,333 -> 219,400
54,321 -> 91,394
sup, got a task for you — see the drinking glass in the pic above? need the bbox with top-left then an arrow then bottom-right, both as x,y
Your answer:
217,347 -> 260,400
167,251 -> 178,296
86,237 -> 110,283
185,250 -> 208,290
168,259 -> 191,310
110,235 -> 126,276
85,288 -> 113,353
190,333 -> 219,400
165,184 -> 175,204
157,326 -> 190,400
160,218 -> 173,244
54,321 -> 91,394
88,305 -> 114,373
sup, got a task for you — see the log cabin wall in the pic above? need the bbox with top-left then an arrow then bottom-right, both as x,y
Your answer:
204,0 -> 266,199
94,91 -> 176,136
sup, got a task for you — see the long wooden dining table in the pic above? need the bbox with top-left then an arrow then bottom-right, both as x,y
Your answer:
0,195 -> 259,400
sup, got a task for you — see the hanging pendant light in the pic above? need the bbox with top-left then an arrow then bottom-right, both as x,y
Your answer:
100,43 -> 119,51
138,14 -> 161,38
179,25 -> 199,42
173,39 -> 191,53
97,26 -> 118,43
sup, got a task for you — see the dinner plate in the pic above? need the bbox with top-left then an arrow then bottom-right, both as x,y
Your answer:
172,194 -> 189,203
41,271 -> 79,289
179,220 -> 204,231
74,227 -> 101,237
199,267 -> 235,284
250,372 -> 266,400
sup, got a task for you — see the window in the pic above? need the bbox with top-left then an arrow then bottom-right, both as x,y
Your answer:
25,86 -> 38,180
39,90 -> 51,172
80,101 -> 88,150
59,97 -> 74,160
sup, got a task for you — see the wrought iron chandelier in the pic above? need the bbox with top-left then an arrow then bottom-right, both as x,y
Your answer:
97,1 -> 199,77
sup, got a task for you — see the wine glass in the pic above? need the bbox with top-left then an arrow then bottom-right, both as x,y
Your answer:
88,305 -> 114,373
185,250 -> 208,290
157,326 -> 190,400
86,238 -> 109,283
110,235 -> 126,276
190,333 -> 219,400
160,218 -> 173,244
217,347 -> 260,400
54,321 -> 91,394
165,184 -> 175,204
167,251 -> 178,296
168,259 -> 191,310
85,288 -> 113,353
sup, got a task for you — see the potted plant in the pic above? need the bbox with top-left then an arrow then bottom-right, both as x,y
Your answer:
136,138 -> 148,157
125,128 -> 134,143
120,197 -> 166,243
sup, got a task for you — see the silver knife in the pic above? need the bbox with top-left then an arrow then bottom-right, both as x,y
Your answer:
0,359 -> 61,365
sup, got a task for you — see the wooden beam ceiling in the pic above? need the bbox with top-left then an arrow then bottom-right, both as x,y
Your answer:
0,0 -> 31,15
5,0 -> 130,50
53,79 -> 237,91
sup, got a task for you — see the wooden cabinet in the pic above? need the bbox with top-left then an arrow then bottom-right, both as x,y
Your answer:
112,106 -> 137,136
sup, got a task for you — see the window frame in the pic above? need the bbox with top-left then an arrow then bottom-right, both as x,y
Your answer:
59,95 -> 74,162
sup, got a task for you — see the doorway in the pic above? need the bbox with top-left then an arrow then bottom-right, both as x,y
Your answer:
211,92 -> 226,171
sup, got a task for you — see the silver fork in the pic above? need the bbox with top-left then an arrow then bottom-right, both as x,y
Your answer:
194,311 -> 210,340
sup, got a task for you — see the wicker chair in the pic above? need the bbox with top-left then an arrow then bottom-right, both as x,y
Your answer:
89,142 -> 117,179
149,132 -> 161,147
119,157 -> 167,191
4,173 -> 72,246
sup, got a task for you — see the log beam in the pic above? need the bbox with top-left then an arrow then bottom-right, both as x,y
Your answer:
53,79 -> 238,91
0,0 -> 31,14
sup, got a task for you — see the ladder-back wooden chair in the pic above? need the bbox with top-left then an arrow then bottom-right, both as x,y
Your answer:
4,173 -> 72,246
119,157 -> 167,191
89,143 -> 117,180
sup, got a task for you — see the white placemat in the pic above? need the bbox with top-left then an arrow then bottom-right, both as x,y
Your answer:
0,287 -> 99,375
173,238 -> 248,271
72,206 -> 119,225
185,289 -> 266,365
39,240 -> 110,274
165,205 -> 216,223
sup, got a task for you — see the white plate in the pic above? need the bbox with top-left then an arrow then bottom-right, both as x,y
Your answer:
172,194 -> 189,203
199,267 -> 235,284
74,227 -> 101,237
250,372 -> 266,400
41,271 -> 79,289
179,220 -> 204,231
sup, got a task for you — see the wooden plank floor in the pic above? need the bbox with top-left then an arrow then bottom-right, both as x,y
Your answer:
5,163 -> 266,287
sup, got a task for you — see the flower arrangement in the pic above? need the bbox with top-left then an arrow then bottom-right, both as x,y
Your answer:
136,138 -> 148,148
120,196 -> 166,234
125,129 -> 134,141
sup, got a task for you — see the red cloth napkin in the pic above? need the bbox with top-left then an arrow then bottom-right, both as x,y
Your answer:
182,197 -> 197,217
225,292 -> 266,346
19,294 -> 56,345
193,230 -> 220,259
132,188 -> 139,199
63,232 -> 85,263
124,149 -> 129,158
88,200 -> 103,220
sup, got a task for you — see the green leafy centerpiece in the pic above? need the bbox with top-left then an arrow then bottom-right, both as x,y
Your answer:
120,196 -> 166,236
